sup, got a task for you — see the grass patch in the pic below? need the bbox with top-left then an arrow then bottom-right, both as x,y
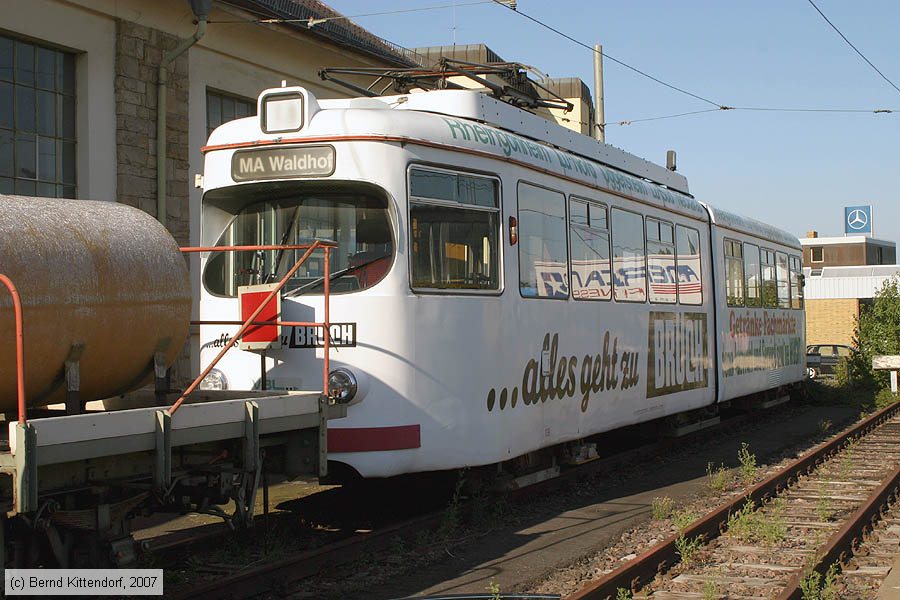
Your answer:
706,462 -> 731,492
800,563 -> 839,600
651,496 -> 674,520
726,497 -> 786,546
672,510 -> 698,531
674,532 -> 704,567
738,442 -> 758,486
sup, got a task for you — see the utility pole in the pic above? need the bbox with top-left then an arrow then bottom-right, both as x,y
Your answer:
593,43 -> 605,143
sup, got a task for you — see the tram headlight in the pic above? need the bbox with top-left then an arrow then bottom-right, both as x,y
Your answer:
328,368 -> 358,404
199,369 -> 229,391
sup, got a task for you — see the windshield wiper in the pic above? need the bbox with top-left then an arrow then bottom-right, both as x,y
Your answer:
267,206 -> 302,283
283,254 -> 388,298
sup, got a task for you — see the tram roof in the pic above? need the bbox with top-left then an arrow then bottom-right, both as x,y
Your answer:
205,86 -> 798,249
385,90 -> 690,194
705,204 -> 801,250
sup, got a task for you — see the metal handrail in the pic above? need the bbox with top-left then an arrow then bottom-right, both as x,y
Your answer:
171,242 -> 335,416
0,274 -> 26,424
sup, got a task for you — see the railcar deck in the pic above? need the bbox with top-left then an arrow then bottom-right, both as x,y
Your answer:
0,389 -> 346,567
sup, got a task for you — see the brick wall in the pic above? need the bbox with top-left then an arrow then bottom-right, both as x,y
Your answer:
115,19 -> 190,245
115,19 -> 191,387
806,298 -> 859,346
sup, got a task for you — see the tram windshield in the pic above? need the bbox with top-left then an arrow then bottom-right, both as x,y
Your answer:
202,181 -> 393,297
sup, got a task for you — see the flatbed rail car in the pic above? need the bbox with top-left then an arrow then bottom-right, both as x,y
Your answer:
197,83 -> 805,484
0,390 -> 345,567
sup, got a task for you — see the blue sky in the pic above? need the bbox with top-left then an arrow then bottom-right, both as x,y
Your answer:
326,0 -> 899,243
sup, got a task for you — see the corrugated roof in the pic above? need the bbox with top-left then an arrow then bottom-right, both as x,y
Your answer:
819,265 -> 900,278
228,0 -> 425,67
804,264 -> 900,299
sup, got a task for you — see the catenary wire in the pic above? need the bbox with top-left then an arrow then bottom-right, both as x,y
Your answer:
215,0 -> 898,127
806,0 -> 900,97
489,0 -> 726,109
605,106 -> 894,127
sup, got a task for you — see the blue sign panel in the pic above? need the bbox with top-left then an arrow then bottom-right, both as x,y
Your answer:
844,205 -> 872,235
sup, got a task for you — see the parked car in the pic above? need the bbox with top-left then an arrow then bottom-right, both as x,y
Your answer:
806,344 -> 855,378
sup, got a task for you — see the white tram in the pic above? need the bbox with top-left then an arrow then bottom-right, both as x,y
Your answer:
198,84 -> 806,480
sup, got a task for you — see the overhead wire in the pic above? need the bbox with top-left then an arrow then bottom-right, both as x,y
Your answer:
605,106 -> 894,127
215,0 -> 898,127
488,0 -> 726,109
486,0 -> 897,126
806,0 -> 900,97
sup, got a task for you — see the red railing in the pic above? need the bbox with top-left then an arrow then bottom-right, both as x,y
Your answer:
0,274 -> 26,425
172,242 -> 335,416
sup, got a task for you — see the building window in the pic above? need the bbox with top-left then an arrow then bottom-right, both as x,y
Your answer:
207,89 -> 256,137
518,182 -> 567,298
676,225 -> 703,305
646,218 -> 676,304
810,246 -> 823,263
611,208 -> 645,302
569,197 -> 610,301
409,167 -> 500,292
724,239 -> 744,307
0,35 -> 76,197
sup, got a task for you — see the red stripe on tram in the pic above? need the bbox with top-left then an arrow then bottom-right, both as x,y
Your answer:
328,425 -> 422,453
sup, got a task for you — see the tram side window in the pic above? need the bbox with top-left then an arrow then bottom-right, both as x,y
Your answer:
724,239 -> 744,307
409,167 -> 500,291
646,219 -> 676,304
761,249 -> 778,308
789,255 -> 804,309
676,225 -> 703,305
569,198 -> 611,301
743,243 -> 761,307
519,182 -> 568,298
611,208 -> 646,302
776,251 -> 790,309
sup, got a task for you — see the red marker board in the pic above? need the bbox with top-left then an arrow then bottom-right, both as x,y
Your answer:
237,283 -> 282,350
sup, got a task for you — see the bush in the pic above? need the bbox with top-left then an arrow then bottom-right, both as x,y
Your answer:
848,278 -> 900,390
875,387 -> 898,410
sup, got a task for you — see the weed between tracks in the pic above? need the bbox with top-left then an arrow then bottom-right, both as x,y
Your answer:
800,563 -> 839,600
726,497 -> 787,546
701,576 -> 720,600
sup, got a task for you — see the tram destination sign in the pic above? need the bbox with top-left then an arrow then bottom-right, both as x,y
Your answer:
231,145 -> 335,181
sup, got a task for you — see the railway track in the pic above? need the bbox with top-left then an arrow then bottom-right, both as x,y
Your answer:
164,402 -> 798,599
566,399 -> 900,600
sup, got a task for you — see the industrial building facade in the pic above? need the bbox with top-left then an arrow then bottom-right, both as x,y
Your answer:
800,232 -> 900,347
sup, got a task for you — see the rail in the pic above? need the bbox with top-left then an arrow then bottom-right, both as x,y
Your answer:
174,242 -> 335,416
0,273 -> 26,425
568,398 -> 900,599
